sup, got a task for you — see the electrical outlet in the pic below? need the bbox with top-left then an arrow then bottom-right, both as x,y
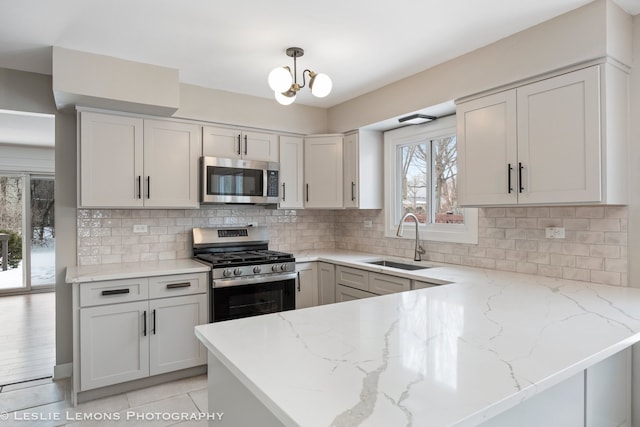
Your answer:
133,224 -> 148,233
545,227 -> 565,239
363,220 -> 373,228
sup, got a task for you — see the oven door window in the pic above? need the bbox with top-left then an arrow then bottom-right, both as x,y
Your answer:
213,279 -> 295,322
207,166 -> 263,197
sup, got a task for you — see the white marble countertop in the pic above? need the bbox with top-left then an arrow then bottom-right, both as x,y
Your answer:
196,252 -> 640,426
65,259 -> 210,283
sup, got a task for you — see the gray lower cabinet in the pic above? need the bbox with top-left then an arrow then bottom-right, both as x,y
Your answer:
335,265 -> 411,300
75,273 -> 208,392
295,262 -> 318,309
318,262 -> 336,305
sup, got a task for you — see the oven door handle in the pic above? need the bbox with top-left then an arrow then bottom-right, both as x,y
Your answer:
213,272 -> 298,288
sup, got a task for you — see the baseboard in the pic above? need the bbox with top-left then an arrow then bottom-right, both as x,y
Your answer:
76,365 -> 207,404
53,362 -> 73,380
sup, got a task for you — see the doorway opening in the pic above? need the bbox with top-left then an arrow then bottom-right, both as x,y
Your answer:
0,109 -> 55,386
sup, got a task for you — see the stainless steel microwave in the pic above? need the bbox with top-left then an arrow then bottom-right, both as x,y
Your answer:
200,157 -> 279,204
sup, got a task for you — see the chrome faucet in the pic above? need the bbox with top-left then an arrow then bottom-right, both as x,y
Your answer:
396,212 -> 426,261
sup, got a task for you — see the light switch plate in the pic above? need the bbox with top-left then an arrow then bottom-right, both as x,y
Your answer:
363,220 -> 373,228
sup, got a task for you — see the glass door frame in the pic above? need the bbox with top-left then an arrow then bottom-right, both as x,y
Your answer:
0,172 -> 55,295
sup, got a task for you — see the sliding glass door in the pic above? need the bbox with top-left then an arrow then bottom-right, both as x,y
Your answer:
0,174 -> 55,293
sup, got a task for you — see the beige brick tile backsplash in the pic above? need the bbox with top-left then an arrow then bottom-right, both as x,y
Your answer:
335,206 -> 629,287
77,205 -> 629,287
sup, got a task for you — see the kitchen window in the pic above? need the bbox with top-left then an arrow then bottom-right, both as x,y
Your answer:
384,115 -> 478,244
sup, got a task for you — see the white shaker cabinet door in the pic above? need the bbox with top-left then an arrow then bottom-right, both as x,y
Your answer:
202,126 -> 241,159
279,136 -> 304,209
243,131 -> 279,162
79,112 -> 144,208
80,300 -> 149,391
143,120 -> 201,208
516,66 -> 601,204
148,294 -> 208,376
457,90 -> 518,206
304,135 -> 343,208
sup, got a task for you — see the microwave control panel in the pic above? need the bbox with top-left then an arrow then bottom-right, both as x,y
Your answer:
266,170 -> 279,197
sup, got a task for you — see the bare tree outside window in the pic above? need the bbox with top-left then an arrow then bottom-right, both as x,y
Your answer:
0,174 -> 55,289
398,135 -> 463,225
31,179 -> 55,244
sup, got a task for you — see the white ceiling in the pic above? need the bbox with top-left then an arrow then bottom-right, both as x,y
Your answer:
0,0 -> 637,144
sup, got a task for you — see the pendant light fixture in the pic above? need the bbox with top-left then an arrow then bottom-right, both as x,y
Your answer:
268,47 -> 332,105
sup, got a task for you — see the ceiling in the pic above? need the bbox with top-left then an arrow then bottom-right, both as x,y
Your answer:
0,0 -> 637,144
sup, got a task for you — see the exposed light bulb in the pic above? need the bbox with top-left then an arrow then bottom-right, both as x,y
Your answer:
275,91 -> 296,105
268,67 -> 293,93
310,73 -> 332,98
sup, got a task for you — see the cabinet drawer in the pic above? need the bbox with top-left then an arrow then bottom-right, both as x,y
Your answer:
369,273 -> 410,295
413,280 -> 437,290
80,278 -> 149,307
336,266 -> 369,291
148,273 -> 208,299
336,284 -> 376,302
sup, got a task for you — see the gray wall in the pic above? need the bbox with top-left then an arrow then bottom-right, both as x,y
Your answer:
53,110 -> 76,369
628,12 -> 640,427
326,0 -> 630,132
0,69 -> 76,368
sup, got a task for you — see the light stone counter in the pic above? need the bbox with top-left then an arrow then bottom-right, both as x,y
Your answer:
65,259 -> 210,283
196,252 -> 640,426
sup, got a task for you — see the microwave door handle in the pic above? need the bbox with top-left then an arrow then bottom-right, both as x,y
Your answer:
263,170 -> 268,197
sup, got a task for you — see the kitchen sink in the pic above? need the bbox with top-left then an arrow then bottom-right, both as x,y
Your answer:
365,260 -> 430,270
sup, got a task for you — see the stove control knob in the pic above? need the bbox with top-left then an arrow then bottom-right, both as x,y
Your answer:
223,269 -> 233,278
271,264 -> 279,272
253,266 -> 262,274
280,264 -> 287,271
233,268 -> 242,276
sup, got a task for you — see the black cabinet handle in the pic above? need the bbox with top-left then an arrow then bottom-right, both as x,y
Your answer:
152,309 -> 156,335
282,183 -> 286,201
101,288 -> 130,296
244,135 -> 248,155
137,176 -> 142,199
166,282 -> 191,289
146,176 -> 151,199
518,162 -> 524,193
237,134 -> 241,155
351,182 -> 356,201
143,310 -> 147,336
507,163 -> 513,194
306,184 -> 309,202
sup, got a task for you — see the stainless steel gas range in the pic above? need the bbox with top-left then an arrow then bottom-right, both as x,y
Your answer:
192,226 -> 296,322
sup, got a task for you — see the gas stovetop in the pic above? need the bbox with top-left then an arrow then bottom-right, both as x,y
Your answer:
195,250 -> 294,268
192,226 -> 295,281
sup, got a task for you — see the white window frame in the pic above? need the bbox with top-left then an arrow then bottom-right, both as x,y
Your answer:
384,115 -> 478,244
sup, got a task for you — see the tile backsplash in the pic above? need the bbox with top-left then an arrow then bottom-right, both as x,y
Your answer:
76,207 -> 336,265
77,205 -> 629,286
336,206 -> 628,286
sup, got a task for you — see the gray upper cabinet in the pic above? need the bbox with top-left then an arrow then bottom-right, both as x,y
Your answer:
457,63 -> 628,207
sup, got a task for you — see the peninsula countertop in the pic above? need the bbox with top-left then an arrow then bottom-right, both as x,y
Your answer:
196,257 -> 640,426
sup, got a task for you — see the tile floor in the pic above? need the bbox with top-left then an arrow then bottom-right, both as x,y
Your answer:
0,374 -> 210,426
